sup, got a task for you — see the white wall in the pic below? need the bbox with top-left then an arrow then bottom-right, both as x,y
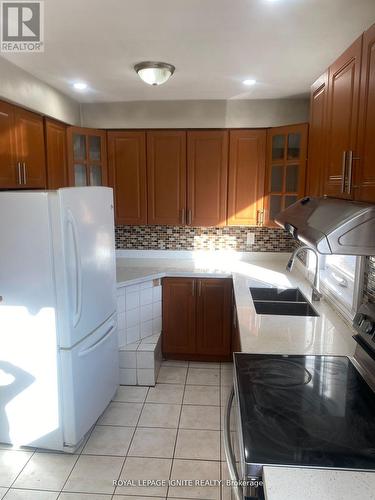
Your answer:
0,56 -> 309,128
0,56 -> 80,125
81,98 -> 310,129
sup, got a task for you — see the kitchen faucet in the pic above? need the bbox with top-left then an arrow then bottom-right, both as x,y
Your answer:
286,245 -> 322,302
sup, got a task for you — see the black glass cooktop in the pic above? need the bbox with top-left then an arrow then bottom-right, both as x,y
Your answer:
234,354 -> 375,473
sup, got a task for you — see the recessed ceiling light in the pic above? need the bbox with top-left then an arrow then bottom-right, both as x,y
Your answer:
243,79 -> 256,86
134,61 -> 175,86
73,82 -> 88,91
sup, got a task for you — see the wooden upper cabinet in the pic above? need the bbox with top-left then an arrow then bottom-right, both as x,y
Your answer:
108,131 -> 147,225
306,72 -> 328,197
0,101 -> 45,188
14,107 -> 46,188
227,129 -> 266,226
356,23 -> 375,203
147,131 -> 186,225
45,118 -> 68,189
264,123 -> 308,226
67,127 -> 107,187
187,130 -> 228,227
162,278 -> 197,356
324,36 -> 362,199
0,101 -> 17,188
196,278 -> 232,358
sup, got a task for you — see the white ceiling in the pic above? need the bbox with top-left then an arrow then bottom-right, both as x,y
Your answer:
3,0 -> 375,103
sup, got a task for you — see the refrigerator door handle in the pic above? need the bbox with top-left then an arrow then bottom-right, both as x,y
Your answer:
78,321 -> 116,358
67,210 -> 83,327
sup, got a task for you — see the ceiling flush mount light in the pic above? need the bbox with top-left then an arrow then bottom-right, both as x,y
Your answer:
243,79 -> 256,86
134,61 -> 175,86
73,81 -> 88,91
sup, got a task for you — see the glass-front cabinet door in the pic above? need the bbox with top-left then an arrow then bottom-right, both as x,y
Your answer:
264,124 -> 308,226
67,127 -> 107,187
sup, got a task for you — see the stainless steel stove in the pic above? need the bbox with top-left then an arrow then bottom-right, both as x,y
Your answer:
224,303 -> 375,500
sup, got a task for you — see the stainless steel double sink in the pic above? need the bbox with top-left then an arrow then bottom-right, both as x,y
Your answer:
249,287 -> 319,317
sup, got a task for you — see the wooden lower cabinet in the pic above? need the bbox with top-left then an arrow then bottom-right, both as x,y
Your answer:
162,277 -> 232,361
162,278 -> 197,355
196,278 -> 233,357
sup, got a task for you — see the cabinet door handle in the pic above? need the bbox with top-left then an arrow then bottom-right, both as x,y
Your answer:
22,162 -> 27,185
191,281 -> 195,296
16,162 -> 22,184
180,208 -> 185,225
259,209 -> 264,226
341,151 -> 347,193
346,151 -> 353,194
187,209 -> 192,225
346,151 -> 360,195
198,281 -> 202,297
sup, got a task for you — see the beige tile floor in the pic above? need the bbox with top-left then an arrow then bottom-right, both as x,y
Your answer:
0,361 -> 234,500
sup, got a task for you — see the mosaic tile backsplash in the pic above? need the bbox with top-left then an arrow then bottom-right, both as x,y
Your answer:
115,225 -> 375,305
115,225 -> 296,252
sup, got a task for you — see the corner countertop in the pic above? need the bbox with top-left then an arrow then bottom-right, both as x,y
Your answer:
116,250 -> 356,357
115,250 -> 372,500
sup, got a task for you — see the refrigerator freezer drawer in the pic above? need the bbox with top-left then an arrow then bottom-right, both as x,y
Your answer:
60,314 -> 119,446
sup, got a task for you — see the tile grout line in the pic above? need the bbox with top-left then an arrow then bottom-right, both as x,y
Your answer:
165,361 -> 189,499
1,447 -> 36,498
1,363 -> 231,499
60,386 -> 149,499
55,441 -> 89,499
110,385 -> 150,499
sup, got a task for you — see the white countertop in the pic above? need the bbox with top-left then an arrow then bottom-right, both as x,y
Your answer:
115,250 -> 373,500
116,251 -> 356,356
263,467 -> 375,500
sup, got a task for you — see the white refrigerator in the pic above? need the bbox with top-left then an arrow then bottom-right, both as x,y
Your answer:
0,187 -> 119,451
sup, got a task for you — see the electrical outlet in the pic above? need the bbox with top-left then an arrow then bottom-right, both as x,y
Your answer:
246,233 -> 255,245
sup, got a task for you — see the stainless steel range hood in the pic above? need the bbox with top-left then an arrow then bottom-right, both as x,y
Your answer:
274,197 -> 375,255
